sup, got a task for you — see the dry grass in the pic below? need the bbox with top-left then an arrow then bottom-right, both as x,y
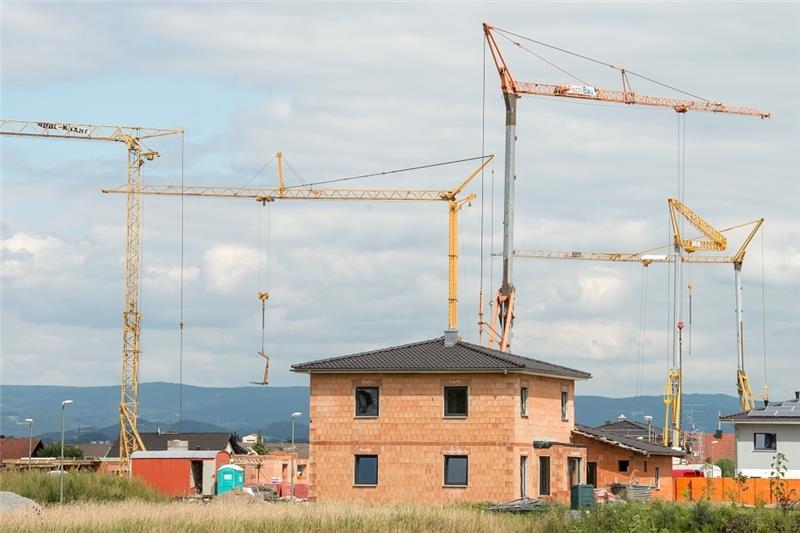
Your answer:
1,499 -> 565,533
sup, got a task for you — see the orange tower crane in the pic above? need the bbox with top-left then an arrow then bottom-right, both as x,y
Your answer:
480,23 -> 769,354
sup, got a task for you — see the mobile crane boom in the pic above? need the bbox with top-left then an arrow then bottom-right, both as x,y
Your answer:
510,198 -> 764,446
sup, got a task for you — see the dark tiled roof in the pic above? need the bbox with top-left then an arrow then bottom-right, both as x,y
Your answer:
265,442 -> 309,459
247,442 -> 309,459
0,438 -> 43,461
108,432 -> 248,458
596,419 -> 664,440
76,443 -> 112,459
291,337 -> 591,380
573,424 -> 684,457
721,396 -> 800,422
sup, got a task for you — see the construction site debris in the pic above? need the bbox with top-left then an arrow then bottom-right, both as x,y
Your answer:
488,497 -> 550,513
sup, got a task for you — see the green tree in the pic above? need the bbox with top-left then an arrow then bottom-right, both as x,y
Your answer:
769,452 -> 796,511
715,458 -> 735,478
251,430 -> 268,455
36,443 -> 84,458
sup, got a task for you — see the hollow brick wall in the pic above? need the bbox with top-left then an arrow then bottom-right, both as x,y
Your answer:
570,432 -> 675,500
307,372 -> 584,503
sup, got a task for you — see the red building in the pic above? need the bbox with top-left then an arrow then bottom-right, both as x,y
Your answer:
698,433 -> 736,465
131,450 -> 230,496
0,437 -> 43,466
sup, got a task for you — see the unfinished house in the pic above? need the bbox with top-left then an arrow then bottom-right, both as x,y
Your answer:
291,332 -> 591,503
571,424 -> 684,500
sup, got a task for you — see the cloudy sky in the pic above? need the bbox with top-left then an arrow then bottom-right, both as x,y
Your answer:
1,3 -> 798,407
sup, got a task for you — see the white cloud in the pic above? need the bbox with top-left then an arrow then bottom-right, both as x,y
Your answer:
202,245 -> 259,294
1,233 -> 87,285
515,318 -> 637,361
1,3 -> 797,401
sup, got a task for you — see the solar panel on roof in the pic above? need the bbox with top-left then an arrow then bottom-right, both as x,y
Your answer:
776,404 -> 800,416
746,399 -> 800,417
750,407 -> 779,416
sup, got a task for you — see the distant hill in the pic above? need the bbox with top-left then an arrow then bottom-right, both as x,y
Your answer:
1,382 -> 310,440
2,382 -> 738,440
575,394 -> 742,434
36,419 -> 231,445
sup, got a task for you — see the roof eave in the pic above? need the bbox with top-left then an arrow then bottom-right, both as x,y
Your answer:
572,429 -> 684,457
291,367 -> 590,380
721,418 -> 800,424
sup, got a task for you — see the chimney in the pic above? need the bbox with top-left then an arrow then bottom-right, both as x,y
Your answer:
795,391 -> 799,401
444,328 -> 458,348
763,399 -> 769,407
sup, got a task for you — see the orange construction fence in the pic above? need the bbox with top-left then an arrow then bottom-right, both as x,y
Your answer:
674,477 -> 800,505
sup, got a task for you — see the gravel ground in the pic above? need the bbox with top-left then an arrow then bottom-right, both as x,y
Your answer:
0,491 -> 41,514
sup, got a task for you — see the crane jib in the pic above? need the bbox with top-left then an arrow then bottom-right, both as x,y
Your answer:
35,122 -> 89,135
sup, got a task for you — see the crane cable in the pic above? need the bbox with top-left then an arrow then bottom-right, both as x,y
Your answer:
760,225 -> 768,399
178,132 -> 185,431
480,30 -> 486,303
635,265 -> 649,413
492,26 -> 711,102
255,200 -> 271,385
493,30 -> 593,87
281,156 -> 489,189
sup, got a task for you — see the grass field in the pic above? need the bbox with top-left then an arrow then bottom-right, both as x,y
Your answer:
2,499 -> 800,533
0,499 -> 563,533
0,470 -> 166,504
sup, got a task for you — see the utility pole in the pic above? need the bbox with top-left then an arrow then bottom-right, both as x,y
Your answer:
25,418 -> 33,469
60,400 -> 73,504
290,411 -> 302,500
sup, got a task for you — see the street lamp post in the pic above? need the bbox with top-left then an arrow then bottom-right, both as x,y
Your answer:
60,400 -> 74,504
25,418 -> 33,469
290,411 -> 302,500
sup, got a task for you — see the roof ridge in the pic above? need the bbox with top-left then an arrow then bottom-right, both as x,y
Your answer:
456,341 -> 524,368
573,425 -> 681,454
291,338 -> 443,369
458,339 -> 590,376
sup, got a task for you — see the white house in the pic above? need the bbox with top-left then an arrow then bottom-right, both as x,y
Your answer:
241,433 -> 259,445
721,392 -> 800,479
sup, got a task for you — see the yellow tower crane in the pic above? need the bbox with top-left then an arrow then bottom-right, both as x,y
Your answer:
102,152 -> 493,383
2,116 -> 490,470
481,22 -> 769,353
510,199 -> 764,448
0,119 -> 184,472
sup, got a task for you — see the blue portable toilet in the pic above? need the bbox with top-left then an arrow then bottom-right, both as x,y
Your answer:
217,464 -> 245,495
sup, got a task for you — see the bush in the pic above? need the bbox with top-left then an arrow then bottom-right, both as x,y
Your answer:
36,443 -> 83,458
564,501 -> 800,533
716,458 -> 735,478
0,470 -> 167,505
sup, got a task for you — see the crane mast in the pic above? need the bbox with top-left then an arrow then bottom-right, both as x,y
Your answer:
3,119 -> 488,471
1,119 -> 183,472
480,23 -> 769,354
